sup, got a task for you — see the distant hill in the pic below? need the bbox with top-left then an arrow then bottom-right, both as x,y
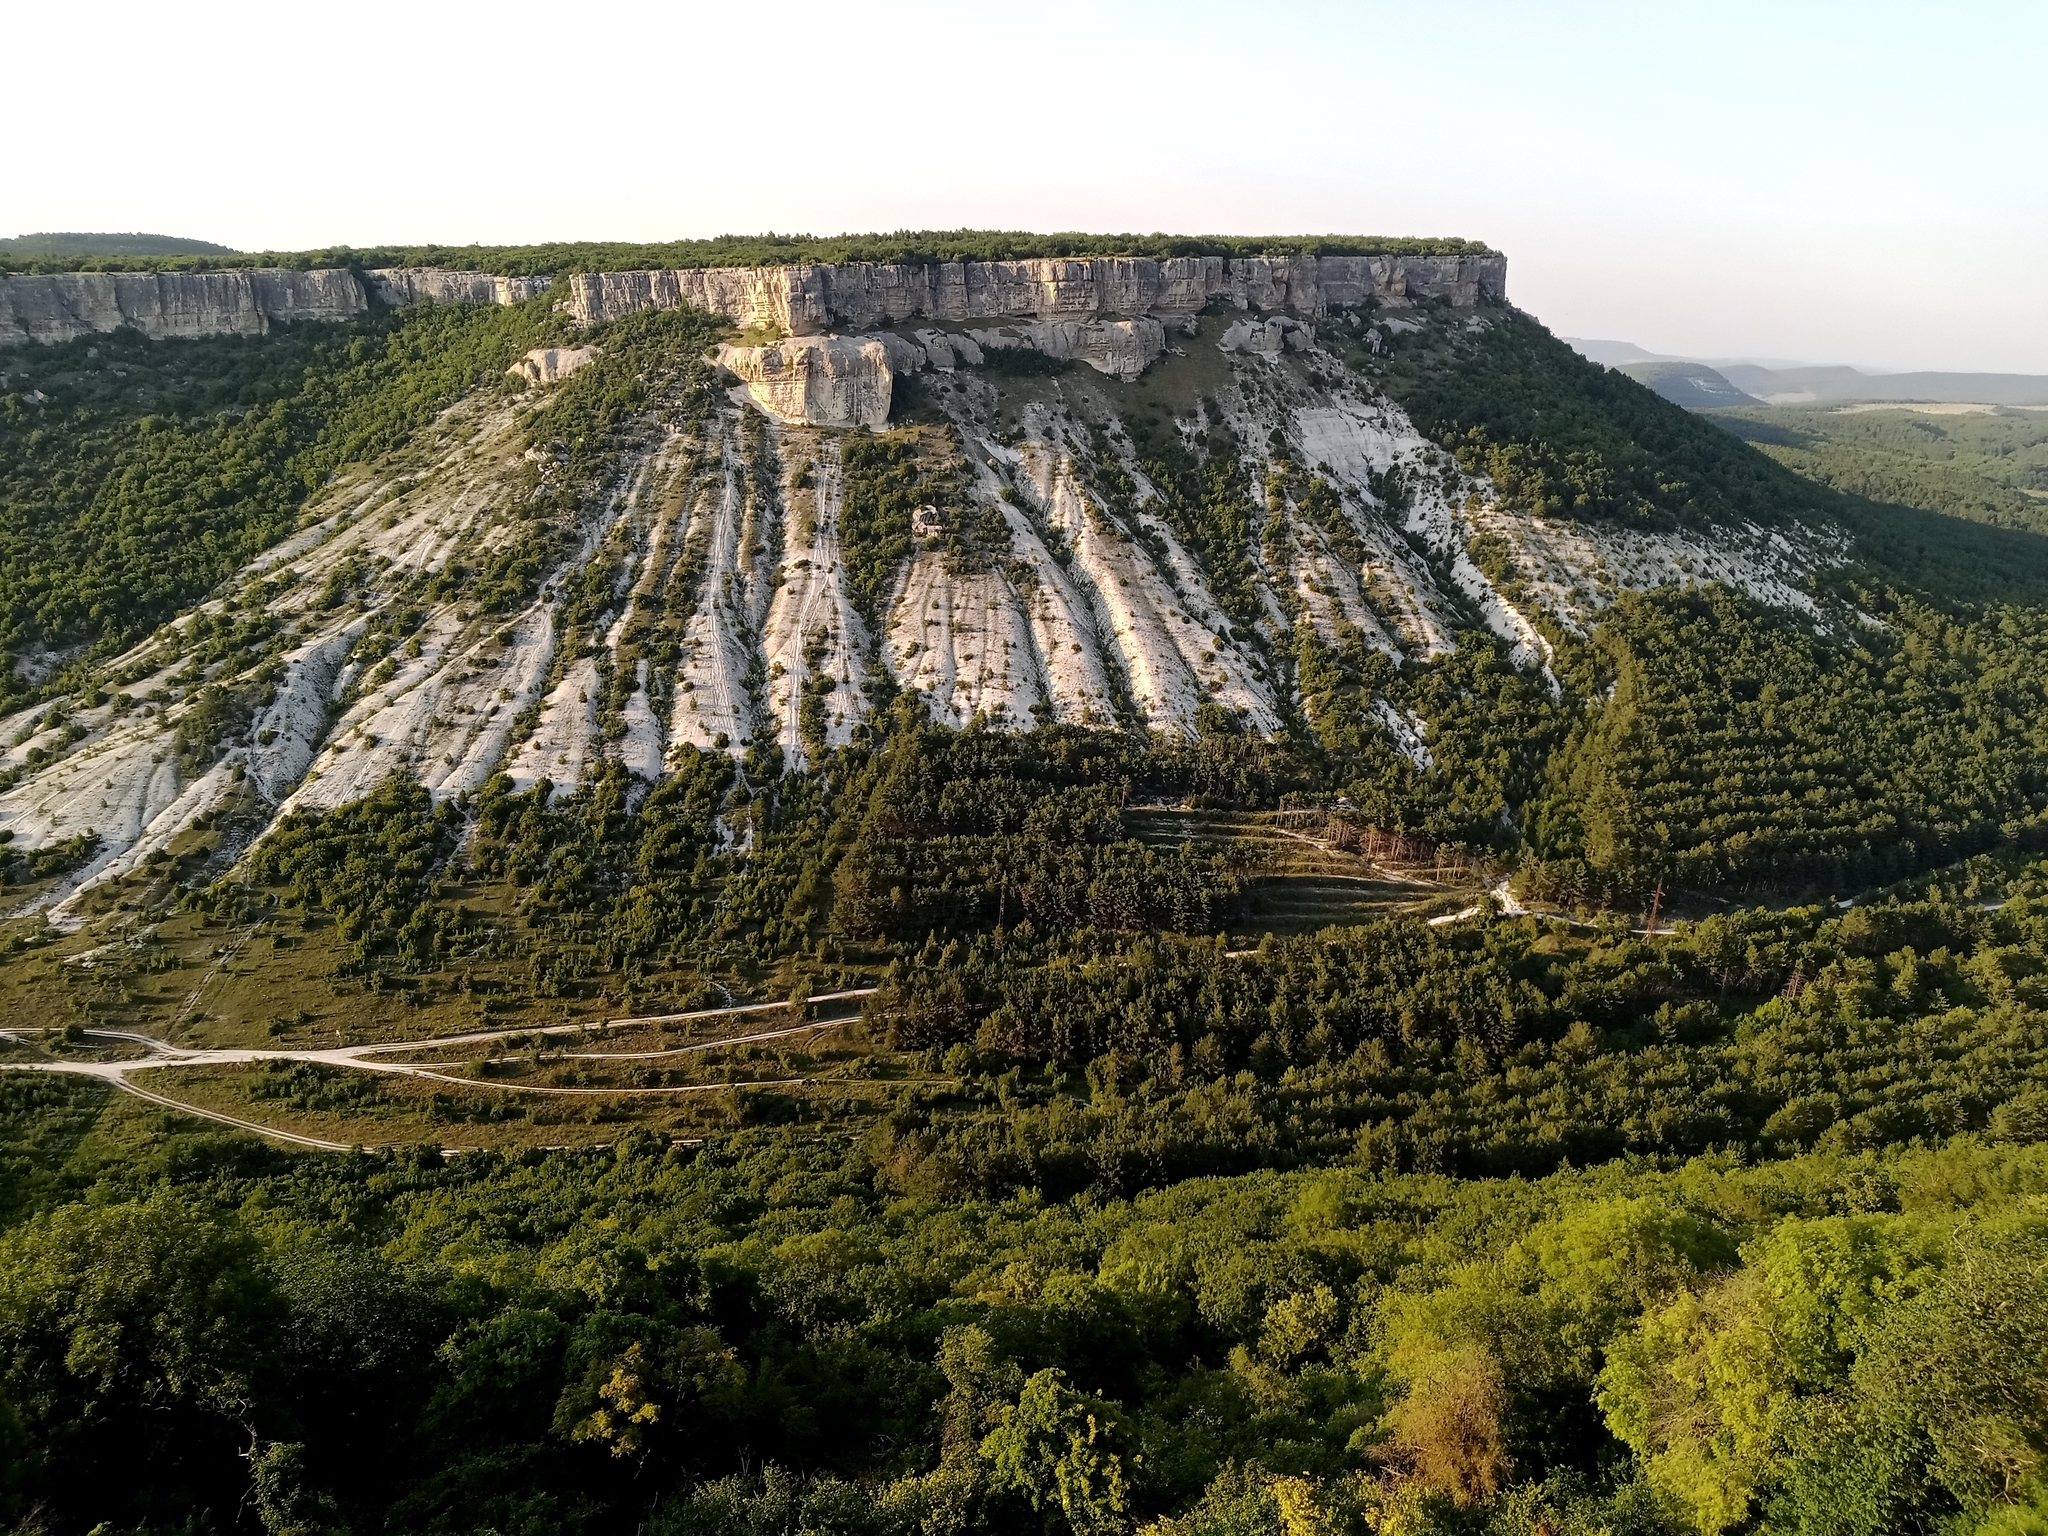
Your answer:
1562,337 -> 1669,367
1619,359 -> 1759,408
1566,337 -> 2048,408
1720,362 -> 2048,407
0,232 -> 239,259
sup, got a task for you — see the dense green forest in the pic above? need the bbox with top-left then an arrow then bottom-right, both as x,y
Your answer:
1708,405 -> 2048,539
0,231 -> 1497,277
6,861 -> 2048,1536
1336,313 -> 2048,897
0,299 -> 559,701
1525,587 -> 2048,898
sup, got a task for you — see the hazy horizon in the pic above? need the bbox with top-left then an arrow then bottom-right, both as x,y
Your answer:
7,0 -> 2042,374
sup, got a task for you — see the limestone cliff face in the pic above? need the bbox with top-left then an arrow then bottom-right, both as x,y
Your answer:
0,268 -> 371,346
2,253 -> 1503,349
561,253 -> 1506,334
0,266 -> 543,347
368,268 -> 552,307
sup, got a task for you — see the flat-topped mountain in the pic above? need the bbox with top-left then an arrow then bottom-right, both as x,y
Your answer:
1,232 -> 2044,935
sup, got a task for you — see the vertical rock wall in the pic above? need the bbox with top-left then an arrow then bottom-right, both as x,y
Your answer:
1,252 -> 1505,348
0,268 -> 372,345
561,253 -> 1507,333
0,267 -> 547,346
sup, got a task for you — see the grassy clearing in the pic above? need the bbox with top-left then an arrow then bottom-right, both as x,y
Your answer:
0,984 -> 1094,1153
0,1001 -> 909,1152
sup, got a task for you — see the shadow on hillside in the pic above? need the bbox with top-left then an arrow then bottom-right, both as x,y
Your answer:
1832,492 -> 2048,604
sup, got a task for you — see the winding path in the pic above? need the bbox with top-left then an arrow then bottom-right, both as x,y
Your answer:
0,988 -> 877,1151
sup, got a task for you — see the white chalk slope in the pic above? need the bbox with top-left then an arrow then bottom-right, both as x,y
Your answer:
0,308 -> 1848,919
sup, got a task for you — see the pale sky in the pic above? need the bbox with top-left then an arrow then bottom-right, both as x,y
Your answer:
8,0 -> 2044,373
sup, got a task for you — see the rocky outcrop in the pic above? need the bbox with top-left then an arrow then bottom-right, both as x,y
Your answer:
1219,315 -> 1315,354
508,345 -> 596,386
718,317 -> 1168,424
716,335 -> 913,429
561,253 -> 1506,334
0,268 -> 370,346
968,318 -> 1167,380
368,268 -> 552,307
912,329 -> 985,370
717,311 -> 1181,425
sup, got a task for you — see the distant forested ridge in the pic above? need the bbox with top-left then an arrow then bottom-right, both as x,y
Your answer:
0,231 -> 241,260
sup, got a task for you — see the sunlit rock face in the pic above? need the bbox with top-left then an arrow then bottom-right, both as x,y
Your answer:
559,253 -> 1507,333
715,335 -> 918,429
0,267 -> 553,347
0,268 -> 370,345
368,269 -> 551,308
508,346 -> 597,387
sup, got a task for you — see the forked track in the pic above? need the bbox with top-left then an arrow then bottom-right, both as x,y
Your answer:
0,988 -> 878,1150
